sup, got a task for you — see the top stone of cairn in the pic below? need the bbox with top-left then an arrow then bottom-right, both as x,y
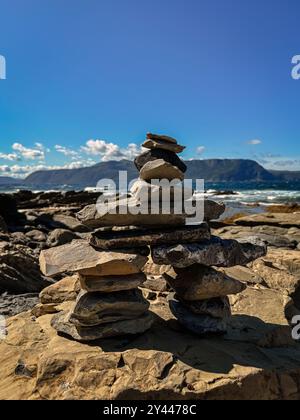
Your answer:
143,133 -> 185,154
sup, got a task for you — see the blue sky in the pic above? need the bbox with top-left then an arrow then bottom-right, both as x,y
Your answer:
0,0 -> 300,177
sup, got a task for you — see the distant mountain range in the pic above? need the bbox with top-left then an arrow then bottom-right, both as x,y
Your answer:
1,159 -> 300,187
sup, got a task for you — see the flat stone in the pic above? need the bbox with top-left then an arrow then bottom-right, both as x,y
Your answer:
173,294 -> 231,319
152,236 -> 267,268
235,212 -> 300,229
79,273 -> 146,293
146,132 -> 178,144
90,224 -> 210,250
140,160 -> 184,182
134,149 -> 187,173
130,179 -> 193,202
51,310 -> 155,341
40,275 -> 80,304
69,289 -> 150,327
39,240 -> 147,277
46,229 -> 79,248
164,265 -> 246,300
2,301 -> 300,399
77,199 -> 186,228
227,287 -> 297,347
169,299 -> 228,336
143,139 -> 185,154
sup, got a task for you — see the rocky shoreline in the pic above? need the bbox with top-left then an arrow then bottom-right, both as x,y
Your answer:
0,185 -> 300,399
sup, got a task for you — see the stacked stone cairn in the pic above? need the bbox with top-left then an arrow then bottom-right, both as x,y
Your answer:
39,132 -> 267,340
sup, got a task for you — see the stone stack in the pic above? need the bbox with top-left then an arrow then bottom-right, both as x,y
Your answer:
39,240 -> 154,341
39,132 -> 267,340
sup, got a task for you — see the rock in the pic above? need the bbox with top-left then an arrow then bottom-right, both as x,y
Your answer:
222,265 -> 264,285
1,302 -> 300,399
39,240 -> 147,277
0,241 -> 52,294
169,299 -> 228,336
152,236 -> 267,268
79,273 -> 146,293
164,265 -> 246,300
25,230 -> 47,243
51,310 -> 155,341
0,293 -> 39,317
215,225 -> 297,249
40,275 -> 80,304
130,179 -> 194,202
177,295 -> 231,319
46,229 -> 79,248
146,132 -> 178,144
227,287 -> 297,347
249,258 -> 300,296
31,303 -> 59,318
143,138 -> 185,154
235,213 -> 300,229
140,159 -> 184,182
90,224 -> 210,249
203,200 -> 226,221
0,216 -> 8,233
77,199 -> 186,228
69,289 -> 150,327
51,214 -> 91,233
142,276 -> 169,292
134,149 -> 187,173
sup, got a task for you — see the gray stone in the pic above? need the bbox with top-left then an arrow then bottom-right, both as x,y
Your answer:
90,224 -> 210,250
140,159 -> 184,182
79,272 -> 146,293
39,240 -> 147,277
173,294 -> 231,319
164,265 -> 246,300
25,230 -> 47,243
51,310 -> 155,341
134,149 -> 187,173
77,198 -> 186,228
143,139 -> 185,154
146,132 -> 178,144
130,179 -> 194,202
46,229 -> 79,248
69,289 -> 150,327
152,236 -> 267,268
169,299 -> 227,336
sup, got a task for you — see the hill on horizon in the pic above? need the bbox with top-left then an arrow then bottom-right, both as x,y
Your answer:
1,158 -> 300,187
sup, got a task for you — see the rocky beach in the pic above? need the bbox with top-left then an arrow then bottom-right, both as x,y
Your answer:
0,134 -> 299,400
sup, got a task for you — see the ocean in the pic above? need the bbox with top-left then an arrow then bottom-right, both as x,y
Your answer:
1,180 -> 300,207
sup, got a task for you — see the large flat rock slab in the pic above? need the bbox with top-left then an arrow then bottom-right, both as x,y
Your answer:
152,236 -> 267,268
90,224 -> 210,250
235,213 -> 300,229
39,240 -> 147,277
1,294 -> 300,400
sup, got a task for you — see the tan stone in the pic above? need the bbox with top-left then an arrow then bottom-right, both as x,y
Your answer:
39,275 -> 80,304
235,212 -> 300,229
140,159 -> 184,182
39,240 -> 147,277
1,302 -> 300,400
79,273 -> 146,293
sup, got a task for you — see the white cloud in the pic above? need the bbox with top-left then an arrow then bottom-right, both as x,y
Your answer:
247,139 -> 262,145
12,142 -> 48,160
0,165 -> 11,172
81,139 -> 143,162
0,152 -> 19,161
196,146 -> 206,155
55,145 -> 80,159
